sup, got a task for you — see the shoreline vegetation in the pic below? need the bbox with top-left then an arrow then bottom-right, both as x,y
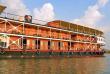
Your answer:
105,50 -> 110,54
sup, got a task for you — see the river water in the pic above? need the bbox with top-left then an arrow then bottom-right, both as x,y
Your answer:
0,54 -> 110,74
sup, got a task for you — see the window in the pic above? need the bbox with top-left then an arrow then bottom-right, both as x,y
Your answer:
45,41 -> 48,46
52,42 -> 54,47
99,38 -> 100,41
32,40 -> 35,46
27,40 -> 30,46
61,42 -> 62,47
56,42 -> 58,47
41,41 -> 43,46
63,43 -> 64,47
18,39 -> 21,46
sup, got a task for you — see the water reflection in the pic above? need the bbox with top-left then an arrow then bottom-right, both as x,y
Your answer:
0,55 -> 107,74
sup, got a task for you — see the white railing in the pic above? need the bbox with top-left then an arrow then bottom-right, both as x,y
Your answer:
0,12 -> 48,25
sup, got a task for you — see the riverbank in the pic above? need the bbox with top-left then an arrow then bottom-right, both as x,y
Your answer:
105,50 -> 110,54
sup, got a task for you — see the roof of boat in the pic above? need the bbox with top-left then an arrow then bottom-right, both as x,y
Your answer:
49,20 -> 103,35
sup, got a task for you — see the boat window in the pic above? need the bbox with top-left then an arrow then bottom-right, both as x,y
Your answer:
23,39 -> 26,44
18,38 -> 21,46
46,41 -> 48,46
61,42 -> 62,47
63,43 -> 64,47
48,41 -> 50,45
27,40 -> 30,46
18,39 -> 19,45
32,40 -> 35,46
56,42 -> 58,47
41,41 -> 43,46
52,42 -> 54,47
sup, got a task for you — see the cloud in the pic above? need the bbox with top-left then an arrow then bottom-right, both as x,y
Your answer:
0,0 -> 54,24
71,0 -> 108,28
98,0 -> 109,7
0,0 -> 31,16
33,3 -> 54,24
99,25 -> 110,32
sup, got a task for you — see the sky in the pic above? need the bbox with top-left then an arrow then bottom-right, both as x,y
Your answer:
0,0 -> 110,49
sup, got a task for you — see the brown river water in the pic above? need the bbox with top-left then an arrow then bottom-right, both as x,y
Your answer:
0,54 -> 110,74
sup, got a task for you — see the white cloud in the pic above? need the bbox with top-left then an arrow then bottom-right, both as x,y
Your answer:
33,3 -> 54,24
0,0 -> 30,16
71,0 -> 108,28
0,0 -> 54,24
98,0 -> 109,7
71,5 -> 103,28
99,25 -> 110,32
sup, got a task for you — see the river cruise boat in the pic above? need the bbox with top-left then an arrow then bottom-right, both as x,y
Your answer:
0,5 -> 105,58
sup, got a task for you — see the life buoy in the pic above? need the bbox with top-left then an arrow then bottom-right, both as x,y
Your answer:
79,51 -> 81,54
70,52 -> 73,55
21,50 -> 26,55
60,51 -> 64,55
49,50 -> 53,55
0,48 -> 5,54
85,51 -> 87,54
36,50 -> 40,54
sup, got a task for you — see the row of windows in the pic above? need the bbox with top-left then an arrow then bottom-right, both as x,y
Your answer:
29,40 -> 65,47
97,38 -> 105,42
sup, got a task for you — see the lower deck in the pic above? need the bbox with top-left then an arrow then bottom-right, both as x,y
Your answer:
0,36 -> 102,51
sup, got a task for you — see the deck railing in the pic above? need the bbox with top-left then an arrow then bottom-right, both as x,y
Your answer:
0,27 -> 97,42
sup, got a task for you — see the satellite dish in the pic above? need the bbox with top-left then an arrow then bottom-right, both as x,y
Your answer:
0,5 -> 7,14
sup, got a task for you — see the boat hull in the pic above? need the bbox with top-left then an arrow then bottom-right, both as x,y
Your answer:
0,50 -> 105,59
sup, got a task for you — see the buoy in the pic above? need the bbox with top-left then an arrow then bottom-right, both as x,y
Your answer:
70,52 -> 73,55
36,50 -> 40,54
60,51 -> 64,55
49,50 -> 53,55
21,50 -> 26,55
0,48 -> 5,54
79,51 -> 81,54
